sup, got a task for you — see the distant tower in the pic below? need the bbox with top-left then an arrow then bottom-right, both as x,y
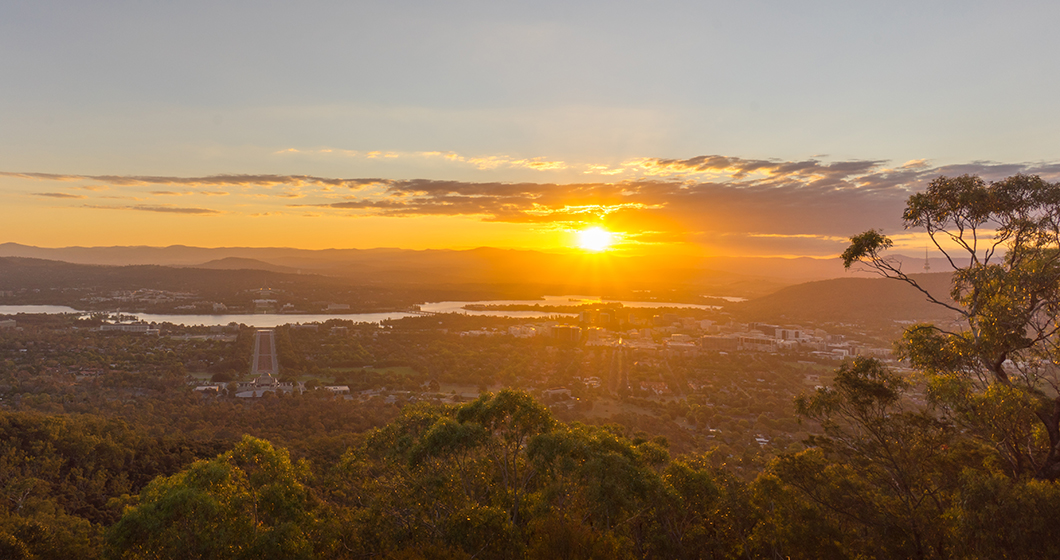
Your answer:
924,247 -> 931,272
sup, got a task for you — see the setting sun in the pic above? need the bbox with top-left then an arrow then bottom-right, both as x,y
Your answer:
577,227 -> 615,252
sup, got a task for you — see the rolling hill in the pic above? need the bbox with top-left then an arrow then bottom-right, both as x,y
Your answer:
730,272 -> 960,327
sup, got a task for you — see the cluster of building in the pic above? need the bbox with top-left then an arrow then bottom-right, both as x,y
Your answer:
462,314 -> 891,361
234,373 -> 302,398
99,321 -> 161,335
697,322 -> 892,360
81,289 -> 200,306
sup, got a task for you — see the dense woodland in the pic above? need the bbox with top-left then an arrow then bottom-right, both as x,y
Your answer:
2,379 -> 1059,559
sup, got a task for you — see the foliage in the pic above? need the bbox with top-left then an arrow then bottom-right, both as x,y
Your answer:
5,379 -> 1060,558
104,436 -> 323,560
0,410 -> 229,559
314,390 -> 758,559
843,173 -> 1060,479
776,358 -> 969,559
948,471 -> 1060,559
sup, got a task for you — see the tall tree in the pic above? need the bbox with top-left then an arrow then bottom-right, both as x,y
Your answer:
842,173 -> 1060,479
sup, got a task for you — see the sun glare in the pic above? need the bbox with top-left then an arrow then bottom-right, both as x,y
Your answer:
577,227 -> 614,252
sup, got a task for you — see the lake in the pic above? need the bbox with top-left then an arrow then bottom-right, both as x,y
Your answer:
0,295 -> 724,327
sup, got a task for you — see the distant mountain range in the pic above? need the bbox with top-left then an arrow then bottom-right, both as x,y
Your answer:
190,257 -> 301,274
0,242 -> 949,299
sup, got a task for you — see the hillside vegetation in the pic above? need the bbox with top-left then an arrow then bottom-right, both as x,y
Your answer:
2,386 -> 1058,559
731,272 -> 958,326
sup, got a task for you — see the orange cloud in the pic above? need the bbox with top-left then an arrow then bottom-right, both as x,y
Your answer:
9,157 -> 1060,257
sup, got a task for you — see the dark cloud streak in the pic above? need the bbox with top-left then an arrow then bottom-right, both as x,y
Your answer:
82,204 -> 221,215
1,171 -> 384,190
32,192 -> 86,199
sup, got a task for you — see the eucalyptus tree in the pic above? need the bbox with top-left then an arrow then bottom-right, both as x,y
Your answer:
842,173 -> 1060,479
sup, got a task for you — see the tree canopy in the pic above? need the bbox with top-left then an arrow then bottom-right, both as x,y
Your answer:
842,173 -> 1060,479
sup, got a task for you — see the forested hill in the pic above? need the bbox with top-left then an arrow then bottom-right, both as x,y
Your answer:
0,257 -> 431,312
0,256 -> 342,300
0,257 -> 301,291
730,272 -> 959,326
188,256 -> 300,274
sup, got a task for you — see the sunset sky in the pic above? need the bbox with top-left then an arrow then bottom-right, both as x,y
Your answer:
3,1 -> 1060,258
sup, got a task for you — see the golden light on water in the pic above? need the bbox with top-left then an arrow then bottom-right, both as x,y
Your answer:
576,226 -> 615,252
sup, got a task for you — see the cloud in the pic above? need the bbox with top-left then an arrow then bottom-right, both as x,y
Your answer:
147,188 -> 228,196
3,172 -> 84,182
297,172 -> 902,223
287,158 -> 1060,249
83,204 -> 222,215
621,156 -> 893,187
132,205 -> 221,214
443,153 -> 568,171
274,148 -> 570,172
9,156 -> 1060,255
32,192 -> 87,199
0,171 -> 383,190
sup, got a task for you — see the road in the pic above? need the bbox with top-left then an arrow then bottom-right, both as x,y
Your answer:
251,329 -> 279,377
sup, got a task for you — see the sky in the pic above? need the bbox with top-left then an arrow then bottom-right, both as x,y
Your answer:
2,1 -> 1060,258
